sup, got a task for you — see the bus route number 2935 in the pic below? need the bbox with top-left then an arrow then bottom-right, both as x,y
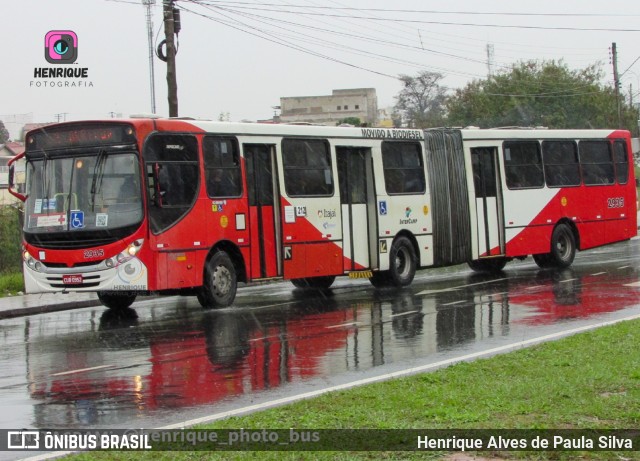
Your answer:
84,249 -> 105,259
607,197 -> 624,209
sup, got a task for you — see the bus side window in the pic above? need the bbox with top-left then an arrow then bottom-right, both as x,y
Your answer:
144,134 -> 199,233
503,141 -> 543,189
613,140 -> 629,184
203,136 -> 242,198
542,141 -> 581,187
282,138 -> 333,197
580,140 -> 614,186
381,141 -> 425,195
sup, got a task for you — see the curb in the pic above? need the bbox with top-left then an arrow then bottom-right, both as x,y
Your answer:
0,299 -> 102,320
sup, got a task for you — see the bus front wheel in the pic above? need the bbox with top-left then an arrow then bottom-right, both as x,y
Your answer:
200,251 -> 237,308
98,291 -> 137,310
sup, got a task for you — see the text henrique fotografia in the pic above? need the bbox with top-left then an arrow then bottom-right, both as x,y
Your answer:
30,30 -> 93,88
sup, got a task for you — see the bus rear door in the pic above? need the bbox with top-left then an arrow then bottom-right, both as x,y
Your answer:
471,146 -> 505,257
337,147 -> 377,271
244,144 -> 282,279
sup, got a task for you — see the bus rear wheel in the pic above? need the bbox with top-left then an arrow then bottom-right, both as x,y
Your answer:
200,251 -> 237,308
535,224 -> 576,269
98,291 -> 137,310
549,224 -> 576,268
291,276 -> 336,289
532,253 -> 552,268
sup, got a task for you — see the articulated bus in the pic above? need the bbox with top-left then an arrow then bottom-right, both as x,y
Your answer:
8,119 -> 637,310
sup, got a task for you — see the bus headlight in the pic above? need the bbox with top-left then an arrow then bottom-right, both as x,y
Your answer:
113,239 -> 144,265
23,251 -> 40,271
126,239 -> 144,257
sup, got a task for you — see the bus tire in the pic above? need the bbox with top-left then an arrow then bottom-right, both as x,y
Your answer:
548,224 -> 576,268
468,258 -> 507,273
98,291 -> 137,310
532,253 -> 552,268
201,251 -> 237,308
387,236 -> 417,287
291,276 -> 336,289
369,271 -> 391,288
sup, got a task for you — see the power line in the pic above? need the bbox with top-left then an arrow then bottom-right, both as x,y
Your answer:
193,2 -> 640,19
188,2 -> 640,32
180,1 -> 612,99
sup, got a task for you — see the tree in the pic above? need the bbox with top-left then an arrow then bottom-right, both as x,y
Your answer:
446,60 -> 639,132
0,121 -> 10,144
336,117 -> 362,126
394,71 -> 447,128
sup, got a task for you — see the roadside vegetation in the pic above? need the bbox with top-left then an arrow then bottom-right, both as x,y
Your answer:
0,205 -> 24,296
71,317 -> 640,461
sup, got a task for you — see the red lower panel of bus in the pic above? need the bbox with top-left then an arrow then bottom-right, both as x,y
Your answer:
249,206 -> 278,279
284,242 -> 343,280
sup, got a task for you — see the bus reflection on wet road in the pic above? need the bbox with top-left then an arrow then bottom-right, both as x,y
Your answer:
2,239 -> 640,432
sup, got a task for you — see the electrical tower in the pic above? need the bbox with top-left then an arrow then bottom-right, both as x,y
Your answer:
486,43 -> 495,77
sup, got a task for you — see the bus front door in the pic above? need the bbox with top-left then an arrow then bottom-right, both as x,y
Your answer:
337,147 -> 377,271
244,144 -> 282,279
471,147 -> 505,257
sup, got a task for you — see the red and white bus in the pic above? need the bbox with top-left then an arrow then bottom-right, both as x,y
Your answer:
8,120 -> 637,310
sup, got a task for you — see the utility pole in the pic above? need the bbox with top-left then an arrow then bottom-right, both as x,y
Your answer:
143,0 -> 156,114
611,42 -> 622,128
163,0 -> 178,117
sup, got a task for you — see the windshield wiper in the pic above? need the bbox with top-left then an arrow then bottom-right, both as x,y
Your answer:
90,149 -> 108,211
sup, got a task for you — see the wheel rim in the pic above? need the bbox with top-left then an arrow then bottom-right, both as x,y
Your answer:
212,265 -> 232,296
395,246 -> 411,277
556,231 -> 571,261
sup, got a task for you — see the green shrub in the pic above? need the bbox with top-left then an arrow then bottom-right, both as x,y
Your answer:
0,206 -> 23,274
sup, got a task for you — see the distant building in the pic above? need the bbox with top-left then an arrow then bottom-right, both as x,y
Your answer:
280,88 -> 378,126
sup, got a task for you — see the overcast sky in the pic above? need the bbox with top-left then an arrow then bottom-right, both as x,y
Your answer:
3,0 -> 640,139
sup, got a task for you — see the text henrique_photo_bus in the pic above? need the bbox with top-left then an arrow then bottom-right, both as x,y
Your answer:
8,118 -> 637,310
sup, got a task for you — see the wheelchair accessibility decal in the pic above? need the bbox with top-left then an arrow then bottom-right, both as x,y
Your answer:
70,210 -> 84,229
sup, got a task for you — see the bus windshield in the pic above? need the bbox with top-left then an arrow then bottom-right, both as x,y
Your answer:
24,152 -> 143,235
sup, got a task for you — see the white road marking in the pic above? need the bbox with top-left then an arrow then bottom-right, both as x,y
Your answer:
50,365 -> 114,377
389,310 -> 419,318
416,278 -> 507,296
325,322 -> 363,329
440,300 -> 466,306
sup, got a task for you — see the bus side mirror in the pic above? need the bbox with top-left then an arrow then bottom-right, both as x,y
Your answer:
8,153 -> 27,202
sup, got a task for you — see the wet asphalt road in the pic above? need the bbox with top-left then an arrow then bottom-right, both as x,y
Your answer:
1,238 -> 640,451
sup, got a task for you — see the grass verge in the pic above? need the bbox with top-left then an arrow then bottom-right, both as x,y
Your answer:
0,271 -> 23,297
67,318 -> 640,460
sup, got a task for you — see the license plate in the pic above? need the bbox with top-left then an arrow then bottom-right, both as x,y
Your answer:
62,274 -> 83,285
